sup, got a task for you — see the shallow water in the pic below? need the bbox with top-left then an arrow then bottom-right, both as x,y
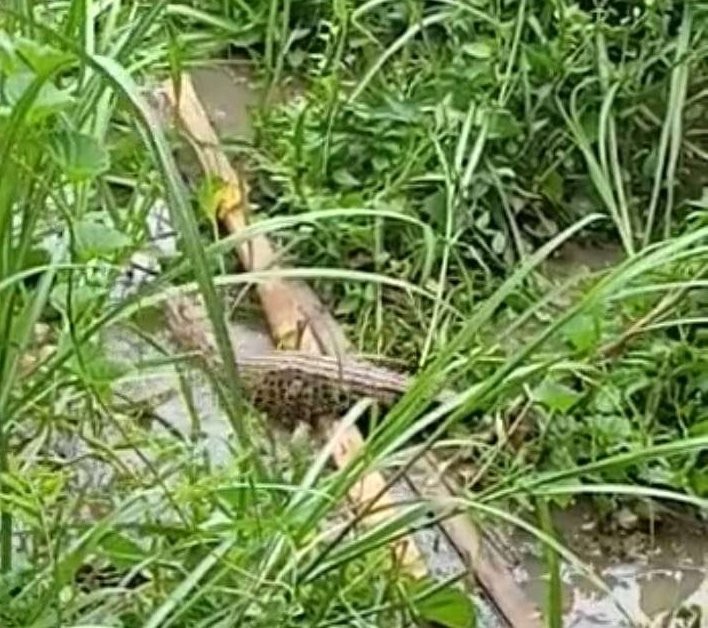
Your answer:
513,503 -> 707,626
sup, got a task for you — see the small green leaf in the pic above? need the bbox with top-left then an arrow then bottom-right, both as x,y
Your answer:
562,313 -> 600,352
73,219 -> 131,261
63,338 -> 129,399
688,420 -> 708,437
694,372 -> 708,393
533,379 -> 582,413
524,43 -> 556,77
372,154 -> 389,172
422,189 -> 446,227
50,282 -> 103,316
0,30 -> 18,72
196,175 -> 227,222
689,469 -> 708,496
594,384 -> 621,414
580,110 -> 599,143
540,171 -> 564,205
332,169 -> 360,187
491,231 -> 506,254
475,211 -> 490,230
5,70 -> 74,120
288,48 -> 307,69
462,41 -> 494,59
641,148 -> 658,180
16,37 -> 73,74
488,109 -> 522,138
411,581 -> 475,628
50,130 -> 110,182
19,247 -> 51,278
84,353 -> 129,384
99,532 -> 145,569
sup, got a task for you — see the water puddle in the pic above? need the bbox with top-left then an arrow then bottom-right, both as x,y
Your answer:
514,503 -> 707,626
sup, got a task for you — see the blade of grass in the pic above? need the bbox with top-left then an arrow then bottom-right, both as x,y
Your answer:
530,484 -> 707,511
644,6 -> 692,245
144,538 -> 236,628
483,435 -> 708,502
536,499 -> 562,628
349,11 -> 451,103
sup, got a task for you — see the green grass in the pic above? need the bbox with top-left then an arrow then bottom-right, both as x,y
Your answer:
0,0 -> 707,626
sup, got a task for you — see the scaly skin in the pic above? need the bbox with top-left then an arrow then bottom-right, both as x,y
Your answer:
235,351 -> 410,425
164,294 -> 450,425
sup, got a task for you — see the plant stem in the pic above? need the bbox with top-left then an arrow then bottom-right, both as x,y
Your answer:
0,422 -> 11,573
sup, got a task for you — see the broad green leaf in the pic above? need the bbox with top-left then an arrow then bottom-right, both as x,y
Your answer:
73,219 -> 131,261
99,532 -> 146,569
4,70 -> 74,120
411,581 -> 475,628
50,130 -> 110,182
533,379 -> 582,413
562,313 -> 600,352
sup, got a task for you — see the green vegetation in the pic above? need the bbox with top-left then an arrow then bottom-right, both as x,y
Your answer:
0,0 -> 706,626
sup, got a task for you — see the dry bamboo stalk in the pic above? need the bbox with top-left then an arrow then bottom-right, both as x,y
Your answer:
158,73 -> 428,579
157,76 -> 348,355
